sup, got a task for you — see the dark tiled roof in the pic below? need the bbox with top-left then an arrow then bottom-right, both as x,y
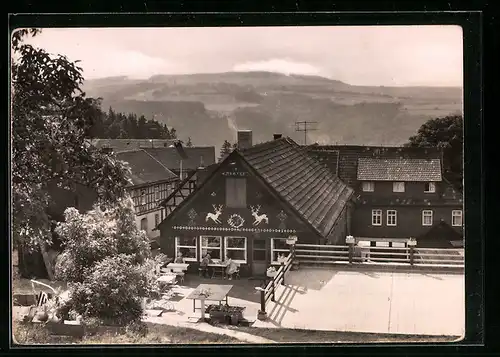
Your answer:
357,158 -> 442,182
306,149 -> 339,176
142,147 -> 216,171
115,150 -> 178,186
240,138 -> 354,238
89,139 -> 177,152
307,145 -> 443,187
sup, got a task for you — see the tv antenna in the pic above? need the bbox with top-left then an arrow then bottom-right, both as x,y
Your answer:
294,121 -> 318,145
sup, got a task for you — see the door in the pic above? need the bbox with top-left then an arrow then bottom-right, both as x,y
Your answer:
252,239 -> 268,276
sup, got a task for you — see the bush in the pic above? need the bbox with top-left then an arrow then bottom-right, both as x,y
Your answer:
63,255 -> 145,325
54,198 -> 154,325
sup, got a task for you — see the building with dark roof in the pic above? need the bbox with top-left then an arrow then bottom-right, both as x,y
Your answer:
115,149 -> 179,239
158,131 -> 354,276
307,144 -> 463,248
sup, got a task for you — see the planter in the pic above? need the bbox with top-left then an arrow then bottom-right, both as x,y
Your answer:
266,271 -> 277,278
286,239 -> 296,245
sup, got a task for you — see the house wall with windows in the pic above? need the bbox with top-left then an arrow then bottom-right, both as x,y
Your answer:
352,205 -> 463,239
129,181 -> 174,238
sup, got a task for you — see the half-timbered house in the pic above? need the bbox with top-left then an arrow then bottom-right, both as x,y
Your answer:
115,150 -> 179,239
158,131 -> 354,276
307,145 -> 463,248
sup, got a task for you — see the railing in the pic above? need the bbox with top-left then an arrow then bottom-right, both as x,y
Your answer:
256,249 -> 295,321
293,243 -> 464,268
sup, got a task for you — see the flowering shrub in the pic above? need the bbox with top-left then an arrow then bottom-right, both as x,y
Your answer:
54,197 -> 154,325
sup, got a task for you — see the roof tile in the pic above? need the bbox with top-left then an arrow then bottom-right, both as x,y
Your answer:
241,138 -> 354,237
357,158 -> 442,181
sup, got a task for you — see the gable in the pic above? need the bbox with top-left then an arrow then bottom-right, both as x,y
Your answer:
158,151 -> 312,236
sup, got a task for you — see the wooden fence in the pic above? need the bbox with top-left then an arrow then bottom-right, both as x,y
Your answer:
293,243 -> 464,268
256,249 -> 295,321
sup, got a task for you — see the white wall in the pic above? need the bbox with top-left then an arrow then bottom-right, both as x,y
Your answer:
135,210 -> 161,239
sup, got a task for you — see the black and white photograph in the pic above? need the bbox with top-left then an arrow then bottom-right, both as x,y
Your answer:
11,23 -> 466,345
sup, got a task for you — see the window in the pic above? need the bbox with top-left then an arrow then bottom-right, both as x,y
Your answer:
140,217 -> 148,232
422,210 -> 433,226
387,210 -> 397,226
271,238 -> 289,264
201,236 -> 222,260
224,236 -> 247,264
372,210 -> 382,226
452,210 -> 463,227
154,186 -> 160,200
140,189 -> 146,205
362,181 -> 375,192
424,182 -> 436,193
154,213 -> 160,228
225,178 -> 247,208
393,182 -> 405,192
175,236 -> 198,262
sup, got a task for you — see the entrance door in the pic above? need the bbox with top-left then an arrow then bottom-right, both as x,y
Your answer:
252,239 -> 268,276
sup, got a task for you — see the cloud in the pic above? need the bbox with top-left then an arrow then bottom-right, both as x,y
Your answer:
232,58 -> 323,76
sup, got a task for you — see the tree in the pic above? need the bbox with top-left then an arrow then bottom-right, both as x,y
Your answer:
11,29 -> 130,251
219,140 -> 232,162
186,137 -> 193,147
406,115 -> 463,191
54,198 -> 163,325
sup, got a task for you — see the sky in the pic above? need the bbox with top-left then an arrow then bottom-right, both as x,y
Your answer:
22,26 -> 463,87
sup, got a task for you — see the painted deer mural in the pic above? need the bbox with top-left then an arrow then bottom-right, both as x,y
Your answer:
206,204 -> 223,224
250,205 -> 269,226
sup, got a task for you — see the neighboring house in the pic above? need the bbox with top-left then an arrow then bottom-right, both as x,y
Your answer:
307,145 -> 464,248
158,131 -> 354,276
115,149 -> 179,239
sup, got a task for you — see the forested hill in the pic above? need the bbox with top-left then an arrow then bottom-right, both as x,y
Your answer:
83,71 -> 462,151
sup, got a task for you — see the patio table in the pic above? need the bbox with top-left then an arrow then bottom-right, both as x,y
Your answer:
208,261 -> 226,279
157,274 -> 177,285
166,263 -> 190,273
185,284 -> 233,315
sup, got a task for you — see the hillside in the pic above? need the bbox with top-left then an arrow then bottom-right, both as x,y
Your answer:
82,71 -> 462,152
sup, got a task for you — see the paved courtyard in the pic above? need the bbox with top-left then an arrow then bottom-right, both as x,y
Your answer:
252,268 -> 465,336
145,267 -> 464,337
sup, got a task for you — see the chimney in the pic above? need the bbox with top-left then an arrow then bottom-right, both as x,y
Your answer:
273,134 -> 282,140
237,130 -> 253,150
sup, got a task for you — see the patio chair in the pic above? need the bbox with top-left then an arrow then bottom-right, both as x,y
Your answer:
172,267 -> 185,284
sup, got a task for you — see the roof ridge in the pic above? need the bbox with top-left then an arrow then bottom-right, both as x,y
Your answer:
140,149 -> 177,175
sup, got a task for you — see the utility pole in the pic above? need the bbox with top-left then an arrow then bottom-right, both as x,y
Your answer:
294,121 -> 318,145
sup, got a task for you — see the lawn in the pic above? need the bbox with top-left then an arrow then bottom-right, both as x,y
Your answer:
229,326 -> 462,344
13,321 -> 243,345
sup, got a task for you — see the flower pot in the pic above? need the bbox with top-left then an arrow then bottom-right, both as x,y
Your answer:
230,314 -> 239,325
266,271 -> 277,278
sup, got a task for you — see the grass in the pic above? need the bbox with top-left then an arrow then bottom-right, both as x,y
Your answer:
12,321 -> 243,345
229,327 -> 462,344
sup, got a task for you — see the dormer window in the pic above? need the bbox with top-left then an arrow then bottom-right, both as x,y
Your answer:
393,182 -> 405,193
362,182 -> 375,192
424,182 -> 436,193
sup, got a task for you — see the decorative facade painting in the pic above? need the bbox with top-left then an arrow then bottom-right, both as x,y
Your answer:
205,204 -> 224,224
277,210 -> 288,230
250,205 -> 269,226
227,214 -> 245,229
187,208 -> 198,226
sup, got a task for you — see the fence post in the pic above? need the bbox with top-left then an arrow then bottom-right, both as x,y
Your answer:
257,282 -> 267,321
346,235 -> 355,264
271,279 -> 275,301
409,246 -> 415,266
281,262 -> 285,285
